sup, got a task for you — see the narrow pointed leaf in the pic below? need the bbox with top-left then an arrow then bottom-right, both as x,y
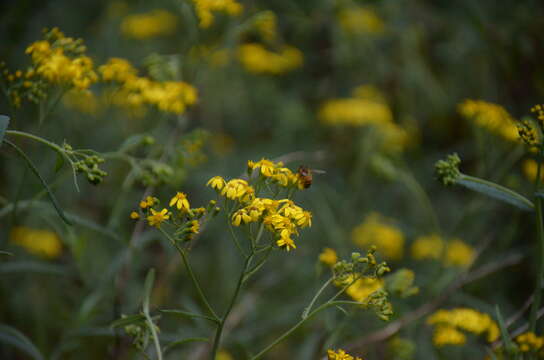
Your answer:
0,324 -> 44,360
143,268 -> 155,314
3,140 -> 73,225
457,175 -> 534,211
495,305 -> 514,351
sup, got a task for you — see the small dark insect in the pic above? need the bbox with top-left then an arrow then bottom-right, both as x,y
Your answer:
297,165 -> 326,189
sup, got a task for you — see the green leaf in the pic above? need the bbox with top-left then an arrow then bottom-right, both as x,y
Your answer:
160,309 -> 218,323
110,314 -> 146,328
0,115 -> 9,147
0,251 -> 13,257
495,305 -> 514,352
0,324 -> 45,360
0,261 -> 68,276
457,175 -> 534,211
143,268 -> 156,314
163,337 -> 208,354
3,139 -> 73,225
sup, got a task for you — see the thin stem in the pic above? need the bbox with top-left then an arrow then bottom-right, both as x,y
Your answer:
158,228 -> 219,321
250,300 -> 338,360
143,311 -> 163,360
210,254 -> 254,360
302,277 -> 333,319
530,149 -> 544,332
228,220 -> 247,257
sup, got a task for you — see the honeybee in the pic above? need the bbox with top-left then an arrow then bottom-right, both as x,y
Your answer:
297,165 -> 326,189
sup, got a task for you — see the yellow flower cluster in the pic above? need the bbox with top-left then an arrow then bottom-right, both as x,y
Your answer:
523,159 -> 544,183
427,308 -> 500,347
248,158 -> 306,189
319,85 -> 412,153
327,348 -> 363,360
338,7 -> 385,35
99,58 -> 198,114
319,247 -> 338,267
238,43 -> 303,75
352,213 -> 404,260
25,28 -> 97,90
207,175 -> 311,252
192,0 -> 243,28
516,332 -> 544,353
121,10 -> 177,39
319,85 -> 392,126
345,277 -> 383,303
10,227 -> 62,259
411,234 -> 475,268
458,99 -> 518,142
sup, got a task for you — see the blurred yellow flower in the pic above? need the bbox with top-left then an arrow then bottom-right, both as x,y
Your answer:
411,234 -> 444,260
444,239 -> 475,268
319,247 -> 338,267
327,348 -> 363,360
523,159 -> 544,183
352,213 -> 404,260
516,332 -> 544,352
253,11 -> 278,42
216,350 -> 234,360
427,308 -> 500,346
192,0 -> 243,28
238,43 -> 303,75
458,99 -> 518,142
121,10 -> 177,39
100,57 -> 198,115
319,98 -> 392,126
10,227 -> 62,259
345,277 -> 383,302
338,7 -> 385,34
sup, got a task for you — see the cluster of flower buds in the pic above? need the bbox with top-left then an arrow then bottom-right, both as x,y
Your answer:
435,153 -> 461,186
74,154 -> 107,185
123,319 -> 157,352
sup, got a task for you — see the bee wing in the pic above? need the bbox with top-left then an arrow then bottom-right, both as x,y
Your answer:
312,169 -> 326,175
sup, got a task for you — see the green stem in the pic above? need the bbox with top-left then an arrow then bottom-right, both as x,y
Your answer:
210,253 -> 254,360
143,311 -> 163,360
302,277 -> 333,319
159,228 -> 219,321
530,150 -> 544,332
250,300 -> 338,360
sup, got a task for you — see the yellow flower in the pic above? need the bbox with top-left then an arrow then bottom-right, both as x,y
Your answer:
338,7 -> 385,35
192,0 -> 243,28
221,179 -> 253,201
523,159 -> 544,183
516,332 -> 544,352
121,10 -> 177,39
188,220 -> 200,234
319,247 -> 338,267
345,277 -> 383,302
147,208 -> 170,227
130,211 -> 140,219
169,192 -> 190,212
140,196 -> 155,209
327,348 -> 363,360
411,234 -> 444,260
352,213 -> 404,260
238,43 -> 303,75
432,325 -> 467,347
207,176 -> 226,190
276,229 -> 297,251
319,96 -> 392,126
458,99 -> 518,142
444,239 -> 475,268
427,308 -> 499,346
10,227 -> 62,259
62,90 -> 100,115
99,58 -> 138,83
232,209 -> 253,226
215,350 -> 234,360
